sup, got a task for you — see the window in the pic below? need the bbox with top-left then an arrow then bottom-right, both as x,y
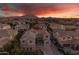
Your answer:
22,40 -> 25,43
76,45 -> 79,50
46,42 -> 49,44
30,48 -> 32,51
26,48 -> 32,51
67,36 -> 71,39
36,33 -> 44,46
63,44 -> 70,47
27,48 -> 28,51
36,38 -> 44,46
23,47 -> 25,50
62,37 -> 68,41
0,36 -> 2,38
29,40 -> 32,43
62,37 -> 66,41
46,35 -> 48,38
72,45 -> 79,50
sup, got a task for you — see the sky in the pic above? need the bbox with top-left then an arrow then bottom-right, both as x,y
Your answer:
1,3 -> 79,18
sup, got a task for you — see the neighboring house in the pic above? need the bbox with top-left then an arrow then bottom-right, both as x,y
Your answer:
0,29 -> 18,48
53,29 -> 79,54
49,23 -> 79,31
49,23 -> 65,30
0,23 -> 18,47
15,23 -> 30,31
53,30 -> 79,45
0,23 -> 11,30
64,25 -> 79,31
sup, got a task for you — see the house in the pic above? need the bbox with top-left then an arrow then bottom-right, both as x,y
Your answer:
53,29 -> 79,54
0,23 -> 11,30
53,30 -> 79,45
0,29 -> 18,48
15,23 -> 29,31
49,23 -> 65,30
20,23 -> 55,55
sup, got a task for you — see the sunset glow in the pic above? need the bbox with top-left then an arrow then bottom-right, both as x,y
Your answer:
1,4 -> 79,18
15,13 -> 24,16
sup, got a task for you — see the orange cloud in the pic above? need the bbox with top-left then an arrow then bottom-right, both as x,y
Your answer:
36,5 -> 79,18
1,4 -> 79,18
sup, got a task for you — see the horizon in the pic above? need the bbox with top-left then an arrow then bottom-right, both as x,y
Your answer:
1,15 -> 79,19
0,3 -> 79,18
